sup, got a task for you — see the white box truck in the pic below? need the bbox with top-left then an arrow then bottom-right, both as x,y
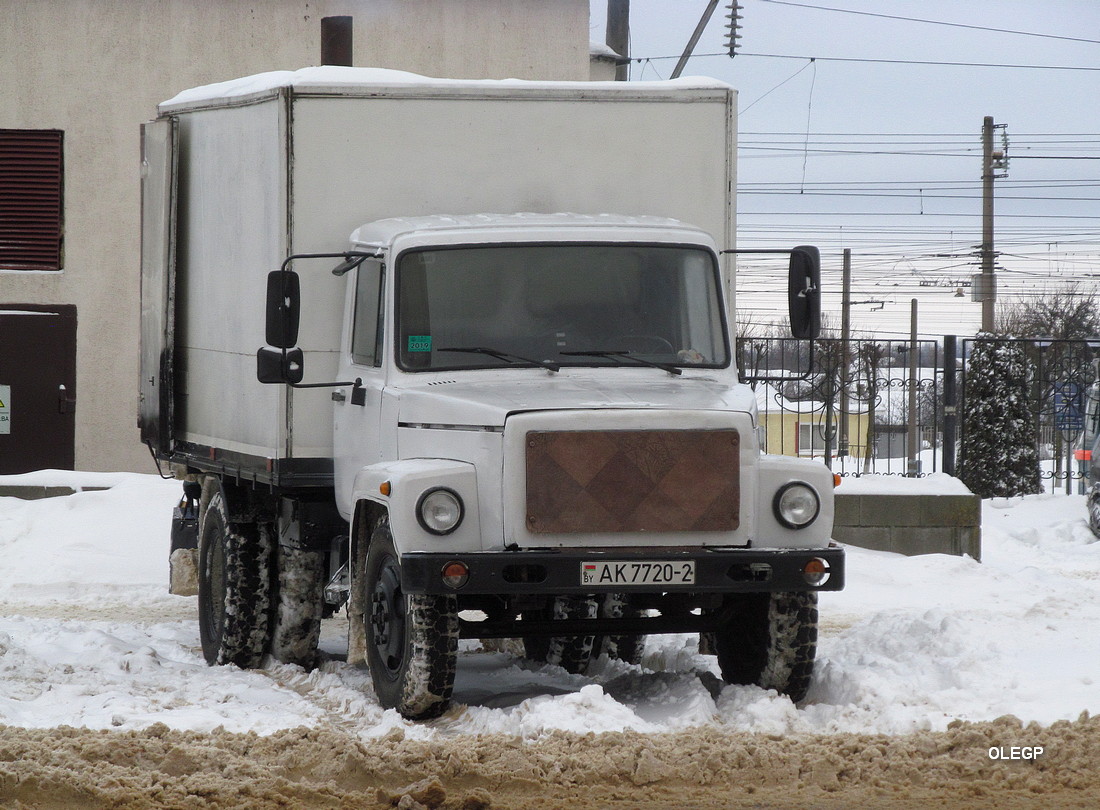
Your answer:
140,67 -> 843,720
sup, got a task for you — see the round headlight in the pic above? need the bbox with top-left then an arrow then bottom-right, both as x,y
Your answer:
417,487 -> 464,535
773,482 -> 820,530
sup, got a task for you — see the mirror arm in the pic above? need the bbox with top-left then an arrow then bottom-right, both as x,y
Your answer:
289,377 -> 362,390
259,251 -> 381,386
279,250 -> 381,276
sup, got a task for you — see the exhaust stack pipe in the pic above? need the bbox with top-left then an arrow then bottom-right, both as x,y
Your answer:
321,16 -> 353,66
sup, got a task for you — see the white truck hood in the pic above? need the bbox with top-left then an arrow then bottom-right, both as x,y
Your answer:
395,373 -> 756,427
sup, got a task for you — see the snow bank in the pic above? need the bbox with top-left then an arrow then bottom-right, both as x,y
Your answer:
2,471 -> 1098,739
837,472 -> 972,495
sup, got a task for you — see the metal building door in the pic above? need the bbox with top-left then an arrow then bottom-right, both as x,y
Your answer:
0,305 -> 77,473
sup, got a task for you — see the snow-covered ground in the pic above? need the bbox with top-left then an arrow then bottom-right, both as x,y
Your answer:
1,470 -> 1098,741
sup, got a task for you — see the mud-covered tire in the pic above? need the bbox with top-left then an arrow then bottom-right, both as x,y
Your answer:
594,593 -> 645,665
197,490 -> 274,668
522,595 -> 597,674
364,517 -> 457,720
269,544 -> 325,668
714,591 -> 818,703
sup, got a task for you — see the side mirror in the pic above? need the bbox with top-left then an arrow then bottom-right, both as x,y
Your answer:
788,245 -> 821,339
257,346 -> 304,385
265,270 -> 301,349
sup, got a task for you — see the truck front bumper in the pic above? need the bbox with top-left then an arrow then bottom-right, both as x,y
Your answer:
400,544 -> 844,596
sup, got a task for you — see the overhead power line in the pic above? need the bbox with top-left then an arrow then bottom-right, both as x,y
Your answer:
742,132 -> 1100,138
758,0 -> 1100,46
636,51 -> 1100,71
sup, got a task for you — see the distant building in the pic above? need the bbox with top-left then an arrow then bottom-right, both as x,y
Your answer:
0,0 -> 590,473
754,383 -> 871,462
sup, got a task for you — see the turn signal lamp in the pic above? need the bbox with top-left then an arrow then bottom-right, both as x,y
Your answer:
802,557 -> 830,586
442,561 -> 470,589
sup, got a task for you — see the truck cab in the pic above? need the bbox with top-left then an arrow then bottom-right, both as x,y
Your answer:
250,213 -> 842,718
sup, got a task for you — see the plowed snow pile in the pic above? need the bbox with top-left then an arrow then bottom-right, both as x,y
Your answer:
2,472 -> 1099,808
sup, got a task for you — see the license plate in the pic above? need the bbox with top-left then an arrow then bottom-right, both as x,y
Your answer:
580,560 -> 695,587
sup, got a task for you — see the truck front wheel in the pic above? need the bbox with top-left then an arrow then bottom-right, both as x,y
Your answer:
197,490 -> 274,668
364,517 -> 458,719
714,591 -> 818,703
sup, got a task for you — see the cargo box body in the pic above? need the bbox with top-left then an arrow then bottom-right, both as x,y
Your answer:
145,70 -> 844,720
139,68 -> 736,484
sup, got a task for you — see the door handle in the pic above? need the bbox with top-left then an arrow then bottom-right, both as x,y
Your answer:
331,390 -> 346,403
58,384 -> 76,414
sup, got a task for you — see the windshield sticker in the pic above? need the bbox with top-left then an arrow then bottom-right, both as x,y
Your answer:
408,336 -> 432,352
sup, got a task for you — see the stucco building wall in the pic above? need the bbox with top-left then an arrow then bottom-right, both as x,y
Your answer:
0,0 -> 589,471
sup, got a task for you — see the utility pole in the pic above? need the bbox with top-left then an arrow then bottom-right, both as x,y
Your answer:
671,0 -> 721,79
606,0 -> 630,81
907,299 -> 920,477
980,116 -> 996,332
839,248 -> 852,462
978,116 -> 1008,332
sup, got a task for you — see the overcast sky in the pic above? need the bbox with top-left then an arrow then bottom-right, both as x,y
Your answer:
589,0 -> 1100,340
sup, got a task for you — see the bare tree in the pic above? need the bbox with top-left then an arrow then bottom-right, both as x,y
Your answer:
855,341 -> 887,473
995,284 -> 1100,340
995,284 -> 1100,483
735,318 -> 773,386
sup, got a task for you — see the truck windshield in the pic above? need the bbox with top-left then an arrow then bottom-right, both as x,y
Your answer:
395,244 -> 729,372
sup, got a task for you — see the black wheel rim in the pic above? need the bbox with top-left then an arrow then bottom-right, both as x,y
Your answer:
370,555 -> 406,680
202,529 -> 227,642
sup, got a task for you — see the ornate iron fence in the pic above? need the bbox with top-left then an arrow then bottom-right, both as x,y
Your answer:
737,335 -> 1100,493
737,337 -> 942,477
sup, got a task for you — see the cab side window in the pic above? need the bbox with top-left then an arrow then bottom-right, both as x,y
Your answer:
351,260 -> 384,366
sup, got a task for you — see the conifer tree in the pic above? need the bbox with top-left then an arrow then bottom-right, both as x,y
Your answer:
957,335 -> 1042,498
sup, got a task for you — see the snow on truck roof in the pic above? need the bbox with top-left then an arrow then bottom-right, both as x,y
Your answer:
159,65 -> 733,112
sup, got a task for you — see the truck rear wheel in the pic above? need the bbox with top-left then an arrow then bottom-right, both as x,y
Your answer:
522,595 -> 598,674
270,545 -> 325,668
197,490 -> 274,668
364,517 -> 458,720
714,591 -> 818,703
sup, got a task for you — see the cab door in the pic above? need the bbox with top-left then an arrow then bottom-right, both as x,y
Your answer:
333,259 -> 387,516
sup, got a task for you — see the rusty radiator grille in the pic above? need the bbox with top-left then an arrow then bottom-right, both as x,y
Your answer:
525,429 -> 740,534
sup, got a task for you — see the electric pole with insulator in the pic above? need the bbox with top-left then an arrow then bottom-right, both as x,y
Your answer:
977,116 -> 1008,332
725,2 -> 743,56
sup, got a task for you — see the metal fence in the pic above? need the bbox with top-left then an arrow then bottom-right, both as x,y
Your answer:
738,335 -> 1099,493
737,337 -> 942,478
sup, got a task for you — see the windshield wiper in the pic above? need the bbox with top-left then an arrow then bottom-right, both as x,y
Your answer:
439,346 -> 560,372
560,350 -> 683,376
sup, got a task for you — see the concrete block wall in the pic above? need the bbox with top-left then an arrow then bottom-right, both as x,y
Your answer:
833,493 -> 982,561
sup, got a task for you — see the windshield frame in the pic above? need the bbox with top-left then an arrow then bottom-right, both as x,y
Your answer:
393,240 -> 731,374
